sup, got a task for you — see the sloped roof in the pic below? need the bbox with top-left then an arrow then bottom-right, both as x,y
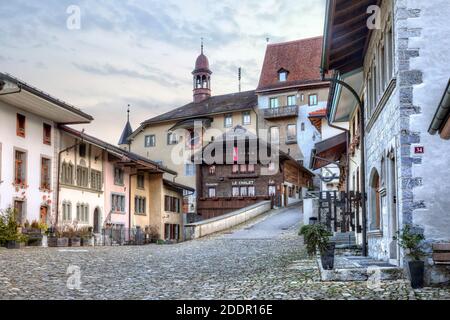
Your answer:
308,108 -> 327,118
141,90 -> 257,126
60,125 -> 177,175
256,37 -> 327,92
118,120 -> 133,145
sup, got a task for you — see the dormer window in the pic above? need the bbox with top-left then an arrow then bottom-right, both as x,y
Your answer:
278,69 -> 289,82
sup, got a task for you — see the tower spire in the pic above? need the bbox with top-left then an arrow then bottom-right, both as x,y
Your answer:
127,104 -> 130,122
201,37 -> 204,54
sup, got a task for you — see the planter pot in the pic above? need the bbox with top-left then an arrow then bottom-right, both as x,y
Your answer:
81,237 -> 93,247
70,237 -> 81,247
48,237 -> 69,247
6,241 -> 26,249
320,243 -> 336,270
408,261 -> 424,289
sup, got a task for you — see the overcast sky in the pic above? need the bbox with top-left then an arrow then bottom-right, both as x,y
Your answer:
0,0 -> 326,144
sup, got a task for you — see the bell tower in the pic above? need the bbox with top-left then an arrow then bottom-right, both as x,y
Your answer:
192,39 -> 212,103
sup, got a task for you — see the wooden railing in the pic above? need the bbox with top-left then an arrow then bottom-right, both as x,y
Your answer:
197,196 -> 271,220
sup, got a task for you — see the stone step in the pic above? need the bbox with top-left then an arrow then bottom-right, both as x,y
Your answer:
318,256 -> 405,282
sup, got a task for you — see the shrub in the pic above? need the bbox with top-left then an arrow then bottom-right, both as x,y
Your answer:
0,208 -> 28,245
299,223 -> 332,258
394,225 -> 425,261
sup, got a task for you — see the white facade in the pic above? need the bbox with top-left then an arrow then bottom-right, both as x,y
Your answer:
0,100 -> 56,224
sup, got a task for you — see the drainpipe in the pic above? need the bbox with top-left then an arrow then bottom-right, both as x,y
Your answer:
128,172 -> 138,239
320,72 -> 368,257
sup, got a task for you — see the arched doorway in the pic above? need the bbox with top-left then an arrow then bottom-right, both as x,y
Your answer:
93,208 -> 101,233
369,169 -> 381,231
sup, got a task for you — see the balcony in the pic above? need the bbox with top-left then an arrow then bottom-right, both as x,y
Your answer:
264,105 -> 298,119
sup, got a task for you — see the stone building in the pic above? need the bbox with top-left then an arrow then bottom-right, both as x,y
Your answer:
125,47 -> 259,214
255,37 -> 330,169
322,0 -> 450,284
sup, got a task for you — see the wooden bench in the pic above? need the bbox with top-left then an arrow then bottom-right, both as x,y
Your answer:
432,243 -> 450,265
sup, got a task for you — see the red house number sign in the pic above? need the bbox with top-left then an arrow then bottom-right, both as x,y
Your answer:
414,146 -> 425,154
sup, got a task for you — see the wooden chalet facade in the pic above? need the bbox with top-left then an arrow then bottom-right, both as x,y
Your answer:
195,126 -> 314,219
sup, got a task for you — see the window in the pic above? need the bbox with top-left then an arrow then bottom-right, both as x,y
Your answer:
248,164 -> 255,173
269,97 -> 279,109
185,163 -> 196,176
91,170 -> 102,191
165,196 -> 181,213
268,162 -> 276,173
240,186 -> 248,197
208,166 -> 216,175
287,95 -> 296,106
61,162 -> 74,185
370,169 -> 381,231
114,167 -> 124,185
278,70 -> 288,82
300,93 -> 305,102
164,224 -> 180,241
111,194 -> 126,213
186,129 -> 201,148
224,114 -> 233,128
269,127 -> 280,144
76,203 -> 89,223
248,186 -> 256,197
62,201 -> 72,222
145,135 -> 156,147
77,166 -> 89,187
301,122 -> 305,131
137,174 -> 145,189
40,157 -> 51,190
232,164 -> 239,174
79,144 -> 87,158
386,27 -> 394,82
16,114 -> 26,138
14,200 -> 25,225
240,164 -> 247,173
232,186 -> 240,197
287,124 -> 297,142
208,187 -> 216,198
308,94 -> 318,106
242,111 -> 251,125
268,185 -> 276,196
43,123 -> 52,145
14,150 -> 26,185
167,132 -> 178,145
134,196 -> 146,215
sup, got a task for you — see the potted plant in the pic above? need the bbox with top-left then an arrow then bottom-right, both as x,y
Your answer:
0,208 -> 28,249
48,225 -> 69,247
65,226 -> 81,247
394,225 -> 426,289
79,226 -> 93,246
299,223 -> 335,270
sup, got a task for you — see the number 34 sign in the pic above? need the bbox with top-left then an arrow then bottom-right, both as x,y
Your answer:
414,146 -> 425,154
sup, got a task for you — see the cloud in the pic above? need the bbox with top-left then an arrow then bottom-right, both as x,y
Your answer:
73,62 -> 182,87
0,0 -> 326,143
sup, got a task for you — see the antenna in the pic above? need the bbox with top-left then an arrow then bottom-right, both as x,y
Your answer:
201,37 -> 204,54
238,67 -> 242,93
266,37 -> 270,44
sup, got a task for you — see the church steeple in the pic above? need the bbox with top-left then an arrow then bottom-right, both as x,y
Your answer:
192,38 -> 212,103
118,105 -> 133,150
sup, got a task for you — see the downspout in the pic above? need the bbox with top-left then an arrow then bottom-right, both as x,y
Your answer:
129,172 -> 138,239
321,71 -> 368,257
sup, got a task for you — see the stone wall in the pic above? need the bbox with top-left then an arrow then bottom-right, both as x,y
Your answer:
185,201 -> 271,240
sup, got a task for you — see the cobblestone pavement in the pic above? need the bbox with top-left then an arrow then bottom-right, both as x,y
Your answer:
1,206 -> 449,300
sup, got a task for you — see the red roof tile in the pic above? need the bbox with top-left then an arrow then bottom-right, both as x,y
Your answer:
256,36 -> 325,92
308,108 -> 327,118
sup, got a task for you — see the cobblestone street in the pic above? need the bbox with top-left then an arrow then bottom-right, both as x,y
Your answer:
1,206 -> 449,300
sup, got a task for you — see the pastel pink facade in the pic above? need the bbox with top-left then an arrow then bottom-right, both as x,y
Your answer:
103,160 -> 130,229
